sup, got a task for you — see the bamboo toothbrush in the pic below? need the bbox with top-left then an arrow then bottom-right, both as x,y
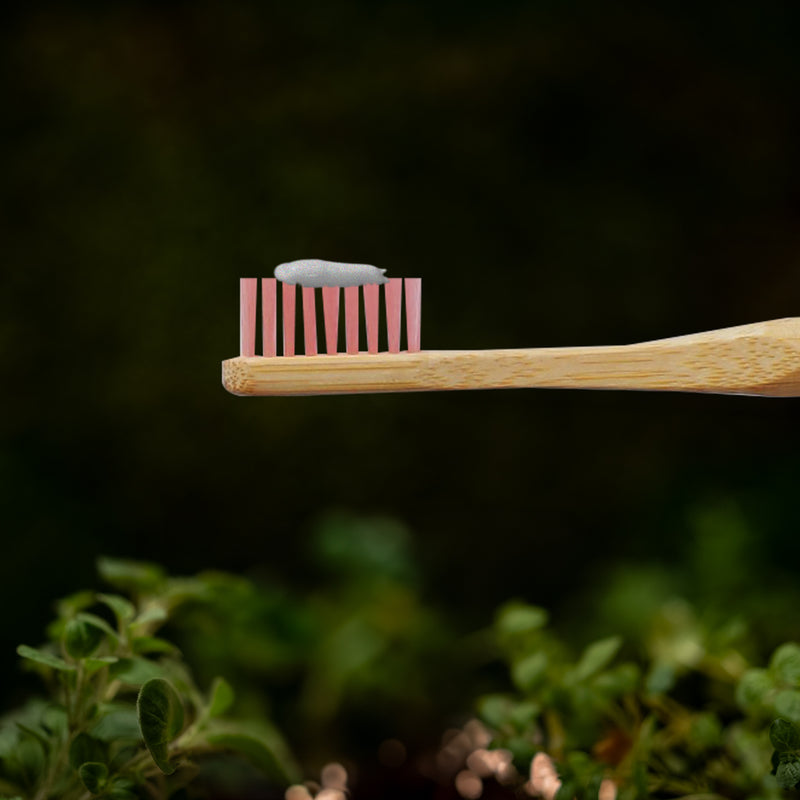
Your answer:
222,267 -> 800,398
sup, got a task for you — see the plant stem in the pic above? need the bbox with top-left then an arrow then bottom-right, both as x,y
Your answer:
34,667 -> 85,800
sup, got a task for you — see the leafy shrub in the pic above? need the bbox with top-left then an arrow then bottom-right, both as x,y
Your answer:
0,557 -> 296,800
1,519 -> 798,800
166,514 -> 462,764
440,600 -> 791,800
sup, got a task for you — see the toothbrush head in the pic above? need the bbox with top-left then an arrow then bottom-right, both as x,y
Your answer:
237,264 -> 421,359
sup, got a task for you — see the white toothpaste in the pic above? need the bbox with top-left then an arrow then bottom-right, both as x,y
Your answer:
274,259 -> 389,288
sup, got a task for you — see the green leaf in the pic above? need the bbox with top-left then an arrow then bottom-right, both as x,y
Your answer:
15,723 -> 49,755
76,613 -> 120,643
592,662 -> 640,696
1,724 -> 23,758
776,756 -> 800,789
509,700 -> 540,729
84,657 -> 119,675
770,718 -> 800,752
69,732 -> 107,769
645,661 -> 676,695
78,762 -> 108,794
200,718 -> 298,782
109,657 -> 164,686
162,577 -> 214,605
107,778 -> 137,800
736,668 -> 775,709
776,690 -> 800,724
16,645 -> 75,672
97,593 -> 136,623
41,704 -> 68,737
203,731 -> 287,783
97,557 -> 165,593
572,636 -> 622,682
130,604 -> 168,628
64,618 -> 104,659
56,591 -> 96,619
588,774 -> 605,798
137,678 -> 184,774
687,712 -> 722,751
109,744 -> 139,770
91,709 -> 142,742
476,694 -> 515,728
208,677 -> 234,718
131,637 -> 178,656
2,738 -> 45,788
496,603 -> 548,636
772,644 -> 800,684
554,780 -> 576,800
511,652 -> 549,691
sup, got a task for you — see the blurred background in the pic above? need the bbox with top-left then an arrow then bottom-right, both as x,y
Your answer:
2,0 -> 800,792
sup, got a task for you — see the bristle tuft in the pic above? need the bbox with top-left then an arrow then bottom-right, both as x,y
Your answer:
282,282 -> 296,356
405,278 -> 421,352
364,284 -> 380,354
322,286 -> 340,354
385,278 -> 402,353
302,287 -> 318,355
262,278 -> 277,357
240,278 -> 257,357
345,286 -> 359,354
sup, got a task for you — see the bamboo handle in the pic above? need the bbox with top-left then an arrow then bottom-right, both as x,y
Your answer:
221,318 -> 800,397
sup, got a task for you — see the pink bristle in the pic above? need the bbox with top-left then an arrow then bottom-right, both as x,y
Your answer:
385,278 -> 402,353
261,278 -> 277,357
404,278 -> 422,352
303,286 -> 318,355
322,286 -> 340,354
282,282 -> 296,356
364,284 -> 380,354
345,286 -> 359,354
240,278 -> 257,357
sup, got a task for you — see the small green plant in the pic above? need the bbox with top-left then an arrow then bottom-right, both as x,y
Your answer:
769,719 -> 800,789
0,557 -> 296,800
739,643 -> 800,790
443,600 -> 792,800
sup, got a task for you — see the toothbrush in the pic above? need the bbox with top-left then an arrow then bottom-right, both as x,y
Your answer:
222,269 -> 800,398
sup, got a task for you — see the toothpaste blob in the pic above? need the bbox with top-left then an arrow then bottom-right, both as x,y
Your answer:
274,259 -> 389,288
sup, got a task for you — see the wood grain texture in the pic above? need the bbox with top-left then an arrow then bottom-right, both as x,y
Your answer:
221,318 -> 800,397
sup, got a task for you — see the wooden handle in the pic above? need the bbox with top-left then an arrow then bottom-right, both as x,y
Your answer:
221,318 -> 800,397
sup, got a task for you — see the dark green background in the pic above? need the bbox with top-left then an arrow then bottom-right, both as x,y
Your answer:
2,0 -> 799,735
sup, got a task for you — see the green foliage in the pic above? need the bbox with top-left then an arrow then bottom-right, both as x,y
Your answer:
207,677 -> 234,718
3,534 -> 798,800
496,602 -> 549,637
69,732 -> 107,769
168,512 -> 459,763
64,618 -> 104,659
16,645 -> 75,672
137,678 -> 184,774
770,719 -> 800,789
553,751 -> 608,800
0,558 -> 297,800
777,756 -> 800,791
96,557 -> 165,594
772,644 -> 800,685
78,762 -> 107,794
771,718 -> 800,752
96,594 -> 136,625
569,636 -> 622,684
473,600 -> 793,800
203,728 -> 288,783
